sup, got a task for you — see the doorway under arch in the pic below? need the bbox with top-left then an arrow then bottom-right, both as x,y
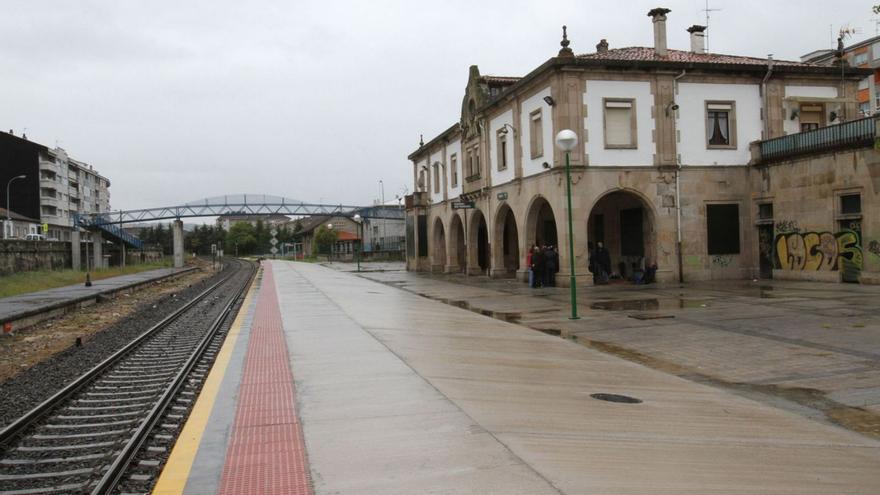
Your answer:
432,218 -> 446,272
469,210 -> 490,274
525,196 -> 558,249
449,213 -> 466,273
587,190 -> 657,280
494,204 -> 520,276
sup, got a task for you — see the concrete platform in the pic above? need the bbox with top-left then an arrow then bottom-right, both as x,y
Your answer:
158,261 -> 880,494
0,266 -> 197,332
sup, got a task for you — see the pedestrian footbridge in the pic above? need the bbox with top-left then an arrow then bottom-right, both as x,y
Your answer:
72,194 -> 404,268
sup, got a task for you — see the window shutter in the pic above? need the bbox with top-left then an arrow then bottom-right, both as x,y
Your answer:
605,104 -> 632,146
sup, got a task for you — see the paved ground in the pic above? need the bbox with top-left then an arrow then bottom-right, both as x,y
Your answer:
0,266 -> 195,327
323,261 -> 880,440
282,261 -> 880,493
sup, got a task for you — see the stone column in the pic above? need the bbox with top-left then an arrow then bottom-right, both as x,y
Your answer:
71,230 -> 81,271
92,231 -> 103,270
172,220 -> 184,268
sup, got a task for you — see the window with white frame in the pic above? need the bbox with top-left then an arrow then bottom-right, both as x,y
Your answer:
705,101 -> 737,149
603,98 -> 637,148
529,109 -> 543,159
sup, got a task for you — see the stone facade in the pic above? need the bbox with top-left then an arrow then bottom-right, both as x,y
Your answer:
405,10 -> 873,285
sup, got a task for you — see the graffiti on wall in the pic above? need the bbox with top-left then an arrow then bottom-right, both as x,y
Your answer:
775,231 -> 862,277
711,255 -> 734,267
775,220 -> 801,234
867,240 -> 880,260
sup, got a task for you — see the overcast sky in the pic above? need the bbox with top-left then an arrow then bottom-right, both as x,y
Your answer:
3,0 -> 875,212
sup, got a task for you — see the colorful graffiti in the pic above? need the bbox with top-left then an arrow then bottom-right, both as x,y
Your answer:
775,231 -> 862,277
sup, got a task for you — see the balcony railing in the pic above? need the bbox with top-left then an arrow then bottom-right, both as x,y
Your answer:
757,116 -> 877,163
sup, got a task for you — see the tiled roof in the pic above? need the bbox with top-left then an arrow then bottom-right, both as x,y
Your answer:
480,75 -> 521,85
577,47 -> 814,67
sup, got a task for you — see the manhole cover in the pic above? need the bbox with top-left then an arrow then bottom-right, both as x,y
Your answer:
590,393 -> 642,404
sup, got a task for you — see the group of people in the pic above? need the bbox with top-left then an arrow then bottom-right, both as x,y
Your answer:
588,241 -> 658,285
526,244 -> 559,288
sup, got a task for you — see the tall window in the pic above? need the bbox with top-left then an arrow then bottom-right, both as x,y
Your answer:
705,101 -> 736,148
529,109 -> 543,159
496,131 -> 508,170
706,204 -> 740,254
432,163 -> 440,193
450,154 -> 458,187
603,98 -> 637,148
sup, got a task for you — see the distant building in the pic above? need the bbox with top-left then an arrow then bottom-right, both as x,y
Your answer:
0,130 -> 111,241
0,207 -> 41,239
296,215 -> 360,259
218,213 -> 291,231
802,35 -> 880,116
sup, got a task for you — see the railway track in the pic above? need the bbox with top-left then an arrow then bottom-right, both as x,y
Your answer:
0,258 -> 257,494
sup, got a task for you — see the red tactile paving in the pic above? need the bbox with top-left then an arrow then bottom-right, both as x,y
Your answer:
218,263 -> 312,495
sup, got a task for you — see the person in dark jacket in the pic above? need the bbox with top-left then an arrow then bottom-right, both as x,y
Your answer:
587,242 -> 597,284
532,245 -> 545,288
595,242 -> 611,284
544,245 -> 559,287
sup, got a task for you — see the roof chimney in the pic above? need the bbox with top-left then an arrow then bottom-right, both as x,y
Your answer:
647,7 -> 671,57
596,39 -> 609,54
687,25 -> 706,54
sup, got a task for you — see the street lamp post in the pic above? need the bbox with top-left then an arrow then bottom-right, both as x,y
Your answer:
379,180 -> 385,252
555,130 -> 580,320
353,214 -> 363,272
326,223 -> 333,261
5,175 -> 26,240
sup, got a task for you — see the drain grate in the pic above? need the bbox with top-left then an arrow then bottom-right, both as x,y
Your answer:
590,393 -> 642,404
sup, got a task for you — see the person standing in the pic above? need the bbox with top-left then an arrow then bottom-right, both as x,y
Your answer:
544,245 -> 559,287
532,245 -> 545,288
596,242 -> 611,284
526,247 -> 535,288
587,242 -> 597,285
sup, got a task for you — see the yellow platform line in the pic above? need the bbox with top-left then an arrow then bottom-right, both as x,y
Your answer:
152,269 -> 260,494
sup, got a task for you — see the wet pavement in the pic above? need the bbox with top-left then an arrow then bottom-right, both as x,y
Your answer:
280,261 -> 880,493
324,262 -> 880,440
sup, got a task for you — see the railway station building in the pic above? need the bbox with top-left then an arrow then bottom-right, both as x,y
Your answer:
404,8 -> 880,285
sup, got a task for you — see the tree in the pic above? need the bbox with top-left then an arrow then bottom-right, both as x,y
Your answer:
226,222 -> 257,255
313,225 -> 337,255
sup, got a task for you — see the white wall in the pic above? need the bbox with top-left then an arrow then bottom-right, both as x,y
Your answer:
446,138 -> 462,199
489,110 -> 515,186
783,85 -> 839,135
520,86 -> 554,178
677,82 -> 761,166
429,150 -> 443,204
584,80 -> 655,166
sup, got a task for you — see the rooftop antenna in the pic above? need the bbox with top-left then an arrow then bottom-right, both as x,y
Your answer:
700,0 -> 721,52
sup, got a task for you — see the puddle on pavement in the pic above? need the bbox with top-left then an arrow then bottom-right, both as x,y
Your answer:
590,298 -> 710,311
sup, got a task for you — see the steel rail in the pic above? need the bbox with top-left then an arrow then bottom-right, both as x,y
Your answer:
92,259 -> 258,494
0,263 -> 242,448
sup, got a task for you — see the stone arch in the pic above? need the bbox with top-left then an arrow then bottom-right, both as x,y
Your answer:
524,195 -> 559,250
587,188 -> 658,281
468,209 -> 490,274
449,213 -> 466,273
492,203 -> 520,276
432,217 -> 446,272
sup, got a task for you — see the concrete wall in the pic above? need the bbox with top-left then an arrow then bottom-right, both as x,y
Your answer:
0,240 -> 71,275
0,240 -> 163,276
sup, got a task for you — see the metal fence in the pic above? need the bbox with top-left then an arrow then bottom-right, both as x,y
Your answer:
759,116 -> 877,163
